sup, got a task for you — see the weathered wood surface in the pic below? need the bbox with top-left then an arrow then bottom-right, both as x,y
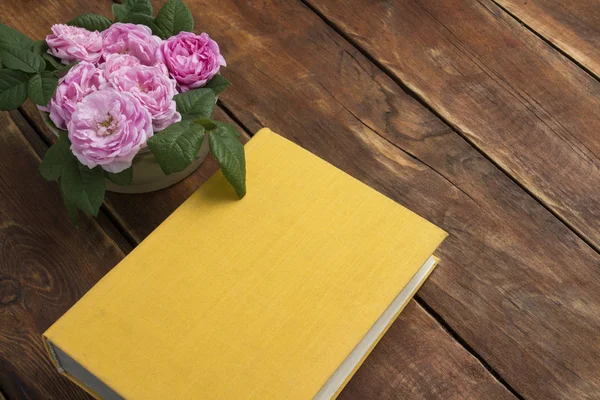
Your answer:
493,0 -> 600,78
305,0 -> 600,251
1,0 -> 599,399
0,0 -> 113,35
340,301 -> 509,400
0,112 -> 121,400
140,0 -> 598,398
0,112 -> 514,399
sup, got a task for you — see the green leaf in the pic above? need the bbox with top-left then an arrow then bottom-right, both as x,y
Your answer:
174,88 -> 216,120
0,69 -> 29,110
31,40 -> 49,56
118,0 -> 153,16
0,45 -> 45,73
204,75 -> 231,95
112,3 -> 128,22
106,167 -> 133,186
53,61 -> 79,78
194,118 -> 218,130
27,71 -> 58,106
147,120 -> 205,174
155,0 -> 194,37
116,12 -> 167,38
61,158 -> 106,216
43,53 -> 63,71
0,23 -> 34,48
209,123 -> 246,198
60,181 -> 80,225
39,131 -> 71,181
68,13 -> 113,32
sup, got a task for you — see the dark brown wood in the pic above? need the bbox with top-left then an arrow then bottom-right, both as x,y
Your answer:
0,112 -> 515,399
305,0 -> 600,251
493,0 -> 600,78
0,111 -> 120,399
0,0 -> 113,34
340,302 -> 510,400
0,3 -> 518,398
129,0 -> 598,398
1,0 -> 599,398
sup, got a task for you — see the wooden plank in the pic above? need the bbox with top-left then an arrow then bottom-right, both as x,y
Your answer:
0,0 -> 112,34
0,111 -> 121,400
305,0 -> 600,251
340,302 -> 510,400
493,0 -> 600,78
0,3 -> 516,398
0,113 -> 515,400
125,0 -> 599,398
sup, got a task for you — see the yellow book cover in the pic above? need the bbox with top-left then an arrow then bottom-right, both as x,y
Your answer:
44,128 -> 447,400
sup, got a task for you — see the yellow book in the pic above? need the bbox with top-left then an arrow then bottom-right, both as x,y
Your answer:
44,128 -> 447,399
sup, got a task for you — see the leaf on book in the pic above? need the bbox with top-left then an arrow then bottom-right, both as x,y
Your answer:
209,122 -> 246,198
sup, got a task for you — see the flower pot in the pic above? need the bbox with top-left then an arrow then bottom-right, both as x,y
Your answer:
41,112 -> 209,194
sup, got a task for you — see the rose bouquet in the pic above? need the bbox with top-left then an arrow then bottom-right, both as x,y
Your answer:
0,0 -> 245,223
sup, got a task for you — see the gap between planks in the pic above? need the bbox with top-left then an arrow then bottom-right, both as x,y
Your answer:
486,0 -> 600,84
413,297 -> 525,400
16,102 -> 517,399
298,0 -> 600,256
34,2 -> 523,396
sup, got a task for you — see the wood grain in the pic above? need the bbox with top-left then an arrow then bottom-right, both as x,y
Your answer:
0,111 -> 121,400
2,0 -> 598,398
340,302 -> 510,400
0,112 -> 514,400
129,0 -> 598,398
305,0 -> 600,251
0,2 -> 516,398
493,0 -> 600,78
0,0 -> 113,34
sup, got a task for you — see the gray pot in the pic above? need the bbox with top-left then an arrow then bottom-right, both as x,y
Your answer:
41,112 -> 208,194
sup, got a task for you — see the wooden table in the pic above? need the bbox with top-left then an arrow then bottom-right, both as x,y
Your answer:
1,0 -> 599,399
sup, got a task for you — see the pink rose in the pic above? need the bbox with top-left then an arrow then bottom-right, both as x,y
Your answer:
102,23 -> 161,66
159,32 -> 226,92
68,90 -> 152,173
107,63 -> 181,131
46,62 -> 107,129
46,24 -> 103,65
100,54 -> 141,81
